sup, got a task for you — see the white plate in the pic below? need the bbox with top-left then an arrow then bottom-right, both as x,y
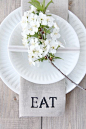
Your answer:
8,17 -> 80,84
0,8 -> 86,94
65,12 -> 86,93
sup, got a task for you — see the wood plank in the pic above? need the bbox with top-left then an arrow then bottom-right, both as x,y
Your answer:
0,0 -> 20,23
68,0 -> 86,26
0,0 -> 41,128
0,118 -> 41,129
42,0 -> 86,128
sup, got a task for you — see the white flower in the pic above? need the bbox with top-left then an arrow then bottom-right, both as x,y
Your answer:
22,27 -> 34,35
51,28 -> 60,39
34,45 -> 43,58
33,21 -> 40,27
45,39 -> 51,45
28,56 -> 39,66
39,39 -> 51,57
21,16 -> 27,23
42,45 -> 50,56
56,41 -> 65,48
28,13 -> 37,24
22,37 -> 28,46
24,11 -> 31,17
21,16 -> 28,29
32,21 -> 40,33
53,22 -> 59,29
28,55 -> 36,66
22,36 -> 32,46
49,40 -> 59,54
46,16 -> 55,27
30,5 -> 37,12
21,29 -> 29,36
28,26 -> 35,35
40,39 -> 51,46
30,38 -> 38,46
38,12 -> 47,25
28,44 -> 43,59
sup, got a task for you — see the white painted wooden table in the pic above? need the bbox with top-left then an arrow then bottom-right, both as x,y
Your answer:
0,0 -> 86,128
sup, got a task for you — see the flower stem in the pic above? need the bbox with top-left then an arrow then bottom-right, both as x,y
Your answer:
48,58 -> 86,91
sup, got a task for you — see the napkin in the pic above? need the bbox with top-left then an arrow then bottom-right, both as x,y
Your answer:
19,77 -> 66,117
19,0 -> 68,117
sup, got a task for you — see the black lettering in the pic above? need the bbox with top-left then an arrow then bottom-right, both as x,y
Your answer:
39,97 -> 49,108
49,97 -> 57,108
31,97 -> 38,108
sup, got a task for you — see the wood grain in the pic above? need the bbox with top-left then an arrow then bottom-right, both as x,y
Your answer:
43,0 -> 86,128
0,0 -> 41,129
0,0 -> 86,128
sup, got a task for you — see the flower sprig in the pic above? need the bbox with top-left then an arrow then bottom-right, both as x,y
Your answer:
21,0 -> 64,66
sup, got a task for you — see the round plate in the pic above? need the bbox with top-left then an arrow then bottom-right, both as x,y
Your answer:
8,17 -> 80,84
65,12 -> 86,93
0,8 -> 86,94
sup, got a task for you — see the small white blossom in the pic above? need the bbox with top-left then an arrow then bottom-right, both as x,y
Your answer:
28,26 -> 35,35
30,38 -> 38,46
45,39 -> 51,45
46,16 -> 55,27
28,44 -> 43,59
28,13 -> 37,24
24,11 -> 31,17
21,16 -> 28,29
22,37 -> 28,46
32,21 -> 40,33
53,22 -> 59,29
57,41 -> 65,48
22,28 -> 30,36
42,45 -> 50,57
51,28 -> 60,39
30,5 -> 37,12
49,40 -> 59,54
28,55 -> 36,66
38,12 -> 47,25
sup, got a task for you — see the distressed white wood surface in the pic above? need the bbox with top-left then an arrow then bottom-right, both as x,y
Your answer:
0,0 -> 41,129
0,0 -> 86,128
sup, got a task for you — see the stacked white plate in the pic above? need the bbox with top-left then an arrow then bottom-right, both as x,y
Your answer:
0,7 -> 86,94
8,16 -> 80,84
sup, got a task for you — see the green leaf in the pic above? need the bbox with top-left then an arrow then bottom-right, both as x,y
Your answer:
45,0 -> 53,12
29,1 -> 43,11
47,14 -> 52,16
32,33 -> 39,38
42,25 -> 49,28
35,56 -> 47,62
54,57 -> 62,59
48,53 -> 62,60
27,33 -> 38,38
42,0 -> 45,9
46,29 -> 51,34
29,0 -> 40,5
44,27 -> 51,35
